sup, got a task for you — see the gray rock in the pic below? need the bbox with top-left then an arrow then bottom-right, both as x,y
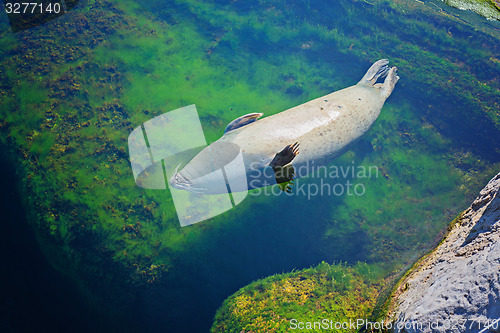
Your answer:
389,172 -> 500,333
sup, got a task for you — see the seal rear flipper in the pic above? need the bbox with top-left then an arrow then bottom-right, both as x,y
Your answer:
381,66 -> 399,99
224,113 -> 263,134
358,59 -> 390,86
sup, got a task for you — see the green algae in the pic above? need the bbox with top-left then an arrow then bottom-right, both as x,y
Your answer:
322,101 -> 467,268
30,131 -> 56,158
211,262 -> 384,333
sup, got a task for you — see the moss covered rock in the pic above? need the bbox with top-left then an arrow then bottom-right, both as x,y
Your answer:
212,262 -> 383,333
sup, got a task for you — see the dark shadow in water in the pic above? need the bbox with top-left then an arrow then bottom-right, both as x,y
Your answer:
0,148 -> 93,333
130,192 -> 358,333
391,89 -> 500,163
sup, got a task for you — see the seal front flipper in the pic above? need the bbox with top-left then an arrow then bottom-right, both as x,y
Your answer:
277,169 -> 296,193
224,113 -> 263,134
269,142 -> 300,168
269,142 -> 300,191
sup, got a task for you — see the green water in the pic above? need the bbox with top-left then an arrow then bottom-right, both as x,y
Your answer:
0,0 -> 499,332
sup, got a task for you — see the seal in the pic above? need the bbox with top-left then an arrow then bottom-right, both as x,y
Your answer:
170,59 -> 399,194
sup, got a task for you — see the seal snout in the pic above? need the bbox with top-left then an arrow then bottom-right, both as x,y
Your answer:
169,171 -> 205,193
169,171 -> 190,190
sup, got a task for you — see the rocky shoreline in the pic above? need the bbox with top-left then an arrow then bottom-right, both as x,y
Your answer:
387,172 -> 500,332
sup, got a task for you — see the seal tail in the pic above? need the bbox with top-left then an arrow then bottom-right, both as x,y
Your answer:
358,59 -> 390,86
380,66 -> 399,99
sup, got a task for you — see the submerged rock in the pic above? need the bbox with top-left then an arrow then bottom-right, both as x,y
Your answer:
443,0 -> 500,21
388,172 -> 500,333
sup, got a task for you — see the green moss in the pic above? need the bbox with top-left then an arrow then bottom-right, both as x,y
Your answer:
29,132 -> 55,159
211,262 -> 384,333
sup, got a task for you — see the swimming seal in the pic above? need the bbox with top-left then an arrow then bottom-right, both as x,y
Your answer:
170,59 -> 399,194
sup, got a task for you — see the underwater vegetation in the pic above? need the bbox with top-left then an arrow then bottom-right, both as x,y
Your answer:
211,262 -> 383,333
0,0 -> 499,331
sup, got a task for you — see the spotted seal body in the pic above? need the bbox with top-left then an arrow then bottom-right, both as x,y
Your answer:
171,59 -> 399,194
